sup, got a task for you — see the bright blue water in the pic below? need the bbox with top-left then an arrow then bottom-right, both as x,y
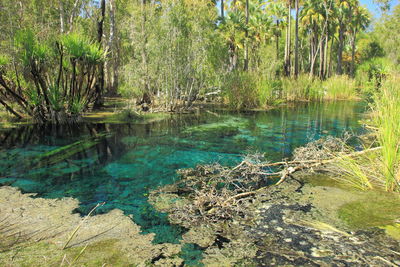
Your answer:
0,102 -> 366,248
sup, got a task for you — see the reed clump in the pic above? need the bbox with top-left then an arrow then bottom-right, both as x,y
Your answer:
332,74 -> 400,191
372,74 -> 400,191
224,74 -> 360,109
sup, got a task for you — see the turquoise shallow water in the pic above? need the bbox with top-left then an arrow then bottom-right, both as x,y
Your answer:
0,102 -> 366,248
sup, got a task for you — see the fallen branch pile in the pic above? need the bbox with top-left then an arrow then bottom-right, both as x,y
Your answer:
150,136 -> 381,225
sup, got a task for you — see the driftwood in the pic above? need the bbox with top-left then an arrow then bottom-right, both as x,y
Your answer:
151,137 -> 382,224
223,146 -> 382,204
207,146 -> 383,216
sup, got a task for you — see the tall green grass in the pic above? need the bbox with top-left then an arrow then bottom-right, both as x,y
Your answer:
333,75 -> 400,191
372,75 -> 400,191
224,72 -> 259,110
224,73 -> 360,109
281,75 -> 322,101
322,75 -> 358,100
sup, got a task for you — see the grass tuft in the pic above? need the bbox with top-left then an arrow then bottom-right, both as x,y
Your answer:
372,75 -> 400,191
333,74 -> 400,192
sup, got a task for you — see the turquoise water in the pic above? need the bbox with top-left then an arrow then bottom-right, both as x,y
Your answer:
0,102 -> 366,246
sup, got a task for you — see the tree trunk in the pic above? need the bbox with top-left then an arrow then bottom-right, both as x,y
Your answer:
59,0 -> 65,33
94,0 -> 105,109
337,22 -> 344,75
0,97 -> 22,119
221,0 -> 224,20
319,37 -> 324,78
323,27 -> 329,79
276,20 -> 280,60
107,0 -> 117,95
284,1 -> 291,76
243,0 -> 249,71
309,27 -> 319,77
350,31 -> 357,77
294,0 -> 299,77
141,0 -> 150,97
328,35 -> 334,77
68,0 -> 80,32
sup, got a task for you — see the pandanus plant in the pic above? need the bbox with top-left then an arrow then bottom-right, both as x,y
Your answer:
0,30 -> 105,124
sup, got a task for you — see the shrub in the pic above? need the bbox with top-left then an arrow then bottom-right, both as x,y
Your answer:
256,78 -> 282,107
224,72 -> 259,110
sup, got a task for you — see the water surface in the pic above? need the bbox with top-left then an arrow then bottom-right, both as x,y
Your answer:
0,102 -> 366,244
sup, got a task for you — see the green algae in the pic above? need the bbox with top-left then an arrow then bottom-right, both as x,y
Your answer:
83,109 -> 170,124
182,116 -> 249,137
297,173 -> 400,238
301,174 -> 349,189
338,191 -> 400,229
380,224 -> 400,241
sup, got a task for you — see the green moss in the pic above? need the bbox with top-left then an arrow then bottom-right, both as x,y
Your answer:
301,174 -> 350,189
0,239 -> 132,266
338,192 -> 400,229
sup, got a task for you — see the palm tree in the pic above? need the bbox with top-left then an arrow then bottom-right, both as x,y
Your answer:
349,4 -> 370,76
284,0 -> 293,76
294,0 -> 301,77
335,0 -> 353,75
268,1 -> 286,61
301,0 -> 324,76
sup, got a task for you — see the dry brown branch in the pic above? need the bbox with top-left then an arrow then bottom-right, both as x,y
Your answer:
151,136 -> 382,225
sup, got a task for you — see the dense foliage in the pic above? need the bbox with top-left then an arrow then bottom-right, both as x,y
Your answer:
0,0 -> 398,118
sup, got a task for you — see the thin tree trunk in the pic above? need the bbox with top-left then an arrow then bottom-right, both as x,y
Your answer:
107,0 -> 117,95
0,97 -> 23,119
141,0 -> 150,96
294,0 -> 299,77
350,30 -> 357,77
276,20 -> 280,60
243,0 -> 249,71
68,0 -> 80,32
221,0 -> 224,20
337,23 -> 344,75
319,37 -> 324,78
284,1 -> 291,76
94,0 -> 105,109
328,35 -> 334,77
59,0 -> 65,33
323,28 -> 329,79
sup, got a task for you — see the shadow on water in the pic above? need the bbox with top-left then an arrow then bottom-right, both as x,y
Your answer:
0,101 -> 367,246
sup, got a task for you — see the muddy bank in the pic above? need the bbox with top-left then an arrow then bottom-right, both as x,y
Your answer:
150,171 -> 400,266
0,186 -> 182,266
249,176 -> 400,266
